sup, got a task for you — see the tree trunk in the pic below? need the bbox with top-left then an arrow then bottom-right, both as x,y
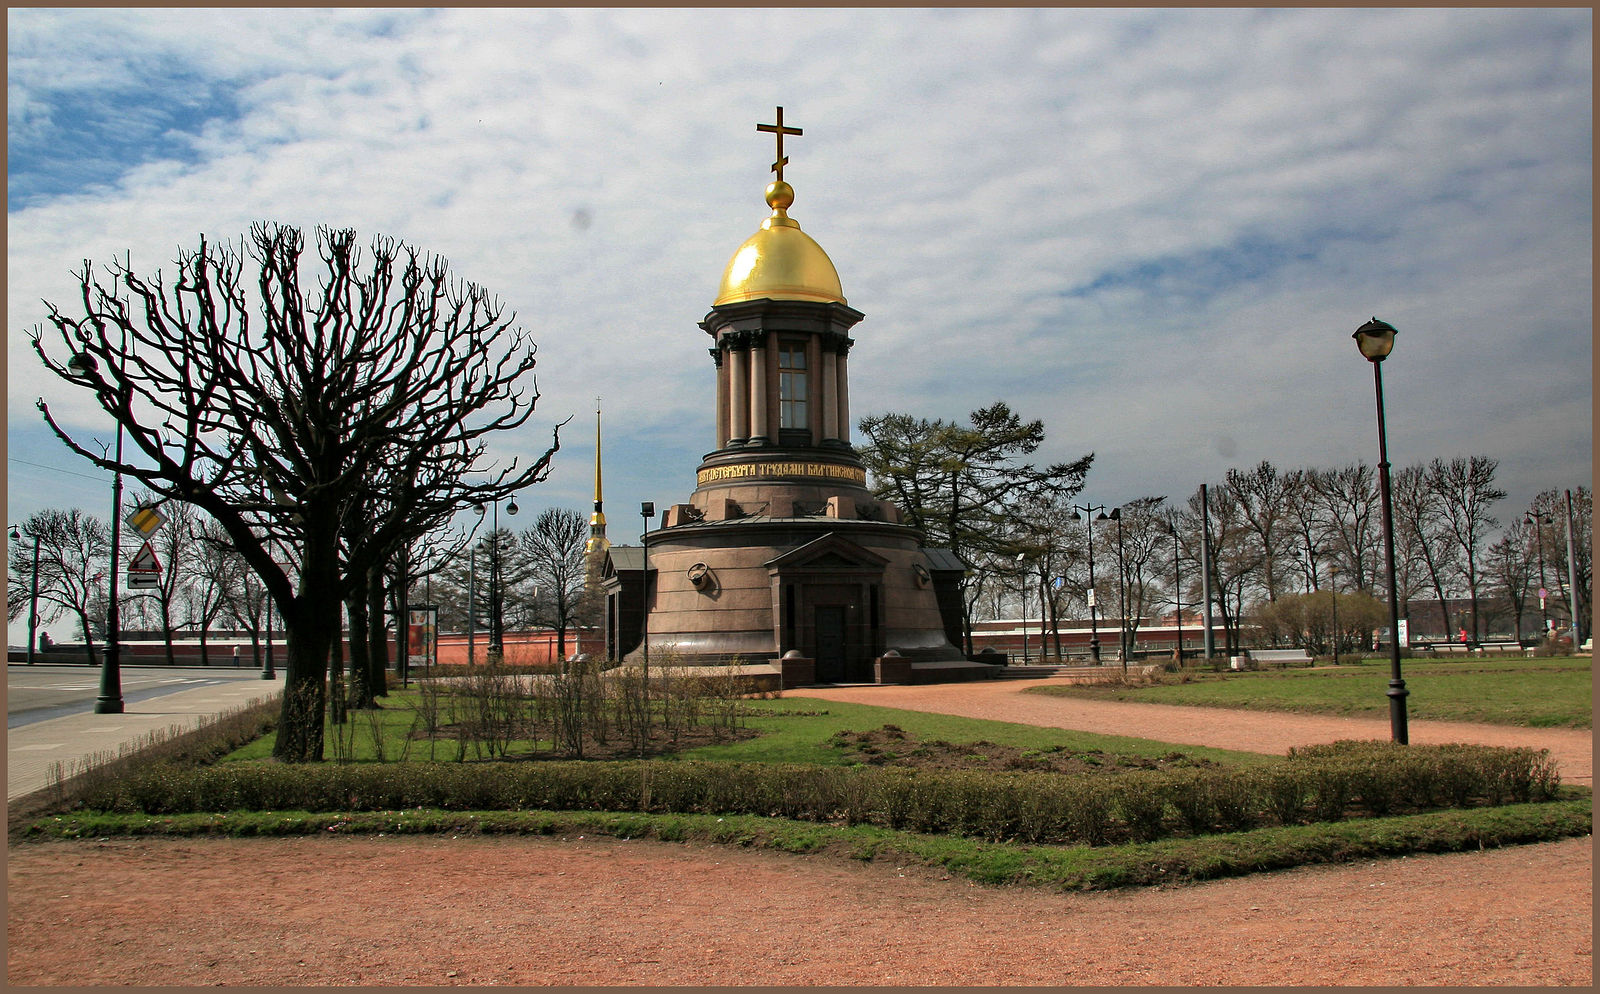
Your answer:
346,588 -> 373,710
272,534 -> 342,763
159,596 -> 177,667
272,597 -> 336,762
367,571 -> 388,699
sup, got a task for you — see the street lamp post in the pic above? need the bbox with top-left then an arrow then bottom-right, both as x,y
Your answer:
1354,317 -> 1409,744
1070,504 -> 1109,663
1108,507 -> 1128,670
1015,551 -> 1029,664
10,525 -> 42,665
1328,565 -> 1341,660
1525,511 -> 1552,636
640,502 -> 655,674
474,496 -> 519,663
467,546 -> 477,666
1166,519 -> 1183,663
67,349 -> 125,714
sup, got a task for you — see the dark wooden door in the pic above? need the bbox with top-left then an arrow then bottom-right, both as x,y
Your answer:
814,606 -> 847,683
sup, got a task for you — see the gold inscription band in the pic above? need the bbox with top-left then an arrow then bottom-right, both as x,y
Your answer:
697,461 -> 867,486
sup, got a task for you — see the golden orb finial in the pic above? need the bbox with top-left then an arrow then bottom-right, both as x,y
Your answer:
765,180 -> 794,212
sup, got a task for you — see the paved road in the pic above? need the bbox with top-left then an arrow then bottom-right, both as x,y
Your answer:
7,664 -> 271,728
6,665 -> 281,802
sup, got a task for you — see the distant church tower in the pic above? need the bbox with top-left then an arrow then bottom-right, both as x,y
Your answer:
585,399 -> 609,564
600,109 -> 976,683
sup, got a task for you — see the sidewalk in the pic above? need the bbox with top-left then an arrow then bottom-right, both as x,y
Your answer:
6,676 -> 282,802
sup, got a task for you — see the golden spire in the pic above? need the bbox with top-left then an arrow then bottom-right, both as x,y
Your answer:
586,398 -> 609,556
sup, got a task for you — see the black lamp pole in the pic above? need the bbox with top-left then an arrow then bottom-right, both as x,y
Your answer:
67,347 -> 125,713
1071,504 -> 1108,663
1109,507 -> 1128,670
475,497 -> 518,662
1167,519 -> 1183,662
1525,511 -> 1551,636
10,526 -> 41,665
640,502 -> 655,674
1354,317 -> 1408,744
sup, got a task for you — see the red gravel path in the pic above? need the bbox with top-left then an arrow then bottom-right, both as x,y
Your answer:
789,677 -> 1594,785
6,682 -> 1593,986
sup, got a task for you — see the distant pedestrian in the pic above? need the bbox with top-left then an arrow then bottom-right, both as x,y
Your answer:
232,645 -> 240,667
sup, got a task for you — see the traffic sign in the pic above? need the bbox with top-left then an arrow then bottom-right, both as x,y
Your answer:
127,571 -> 161,590
129,542 -> 162,574
126,503 -> 167,538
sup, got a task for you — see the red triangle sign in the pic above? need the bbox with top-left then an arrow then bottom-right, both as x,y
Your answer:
129,542 -> 161,573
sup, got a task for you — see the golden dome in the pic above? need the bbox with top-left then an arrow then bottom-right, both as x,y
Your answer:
714,180 -> 846,306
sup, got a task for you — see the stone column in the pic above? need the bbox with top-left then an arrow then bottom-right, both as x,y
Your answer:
806,336 -> 824,446
836,348 -> 851,445
712,348 -> 728,449
729,339 -> 749,445
748,332 -> 770,445
821,347 -> 839,441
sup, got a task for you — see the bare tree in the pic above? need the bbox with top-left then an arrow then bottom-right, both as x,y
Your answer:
1311,463 -> 1382,593
1527,487 -> 1592,643
1224,461 -> 1294,603
1281,469 -> 1331,593
1179,484 -> 1261,655
1105,497 -> 1171,653
1486,519 -> 1534,641
31,224 -> 559,761
1428,456 -> 1505,641
7,508 -> 108,663
1391,463 -> 1460,637
517,508 -> 591,660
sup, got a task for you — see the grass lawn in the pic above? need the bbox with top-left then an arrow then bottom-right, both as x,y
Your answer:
225,695 -> 1267,767
1023,655 -> 1592,728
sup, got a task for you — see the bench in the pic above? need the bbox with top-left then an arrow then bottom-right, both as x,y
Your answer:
1477,641 -> 1525,656
1429,644 -> 1472,655
1244,648 -> 1313,669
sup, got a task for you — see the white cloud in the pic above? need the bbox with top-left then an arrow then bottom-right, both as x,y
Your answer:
7,6 -> 1591,572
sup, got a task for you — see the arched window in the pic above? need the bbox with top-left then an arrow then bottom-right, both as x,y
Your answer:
778,342 -> 808,429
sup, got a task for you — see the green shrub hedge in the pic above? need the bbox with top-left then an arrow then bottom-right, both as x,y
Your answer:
69,739 -> 1562,847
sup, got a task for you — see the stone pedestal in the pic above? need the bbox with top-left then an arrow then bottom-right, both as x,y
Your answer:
779,650 -> 815,689
874,650 -> 912,685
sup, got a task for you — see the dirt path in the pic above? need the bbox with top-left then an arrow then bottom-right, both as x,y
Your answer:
789,678 -> 1594,785
6,685 -> 1593,986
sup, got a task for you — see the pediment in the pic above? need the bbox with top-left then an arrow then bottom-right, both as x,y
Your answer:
766,532 -> 889,572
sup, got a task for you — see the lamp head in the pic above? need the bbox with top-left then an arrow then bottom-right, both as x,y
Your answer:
473,503 -> 487,517
67,352 -> 101,378
640,501 -> 655,518
1353,317 -> 1397,362
1108,507 -> 1121,520
506,498 -> 519,516
9,526 -> 19,541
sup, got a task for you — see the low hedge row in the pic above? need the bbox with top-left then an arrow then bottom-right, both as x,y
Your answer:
71,740 -> 1561,847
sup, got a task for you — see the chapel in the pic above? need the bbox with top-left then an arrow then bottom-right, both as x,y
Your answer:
601,110 -> 993,685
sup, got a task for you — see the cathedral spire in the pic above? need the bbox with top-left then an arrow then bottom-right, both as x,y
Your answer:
586,398 -> 609,557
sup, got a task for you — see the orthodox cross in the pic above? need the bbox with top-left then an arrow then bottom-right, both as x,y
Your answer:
756,107 -> 803,181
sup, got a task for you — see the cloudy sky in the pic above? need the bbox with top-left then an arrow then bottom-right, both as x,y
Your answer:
7,8 -> 1592,641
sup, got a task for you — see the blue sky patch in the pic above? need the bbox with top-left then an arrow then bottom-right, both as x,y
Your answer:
7,73 -> 242,212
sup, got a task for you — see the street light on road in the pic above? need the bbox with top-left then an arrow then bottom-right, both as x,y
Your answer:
66,348 -> 126,714
10,524 -> 41,665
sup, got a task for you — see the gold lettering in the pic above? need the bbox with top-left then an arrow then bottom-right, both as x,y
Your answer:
697,461 -> 867,487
